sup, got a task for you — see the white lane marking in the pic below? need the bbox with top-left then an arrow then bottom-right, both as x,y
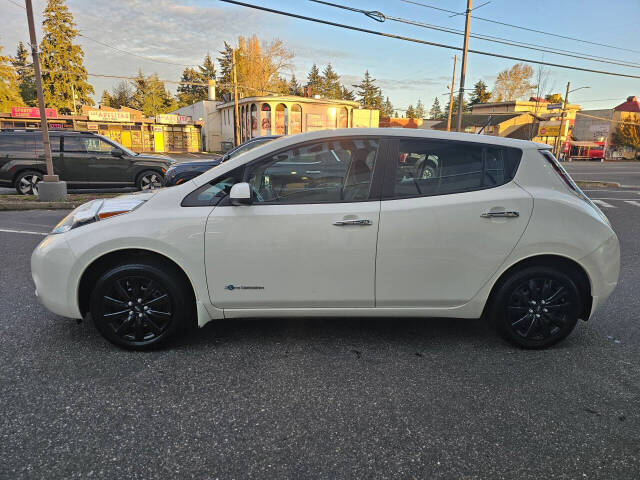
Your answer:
592,200 -> 616,208
624,200 -> 640,207
0,228 -> 47,236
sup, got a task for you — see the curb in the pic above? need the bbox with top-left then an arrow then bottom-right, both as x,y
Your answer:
0,201 -> 79,211
575,180 -> 621,188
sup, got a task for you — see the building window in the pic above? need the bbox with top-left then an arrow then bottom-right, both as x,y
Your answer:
291,104 -> 302,134
261,103 -> 272,136
275,103 -> 288,135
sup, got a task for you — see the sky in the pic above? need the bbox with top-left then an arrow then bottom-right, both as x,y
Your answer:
2,0 -> 640,113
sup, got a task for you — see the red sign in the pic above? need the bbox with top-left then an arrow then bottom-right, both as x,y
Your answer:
11,106 -> 58,119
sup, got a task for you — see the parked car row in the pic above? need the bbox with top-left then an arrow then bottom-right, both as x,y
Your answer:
0,130 -> 174,194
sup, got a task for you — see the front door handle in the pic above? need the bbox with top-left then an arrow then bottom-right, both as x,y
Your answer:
480,211 -> 519,218
333,219 -> 372,226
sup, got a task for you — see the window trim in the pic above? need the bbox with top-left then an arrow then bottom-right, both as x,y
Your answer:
381,137 -> 523,200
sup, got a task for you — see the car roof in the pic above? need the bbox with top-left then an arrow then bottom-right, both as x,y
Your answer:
261,128 -> 549,150
0,129 -> 95,136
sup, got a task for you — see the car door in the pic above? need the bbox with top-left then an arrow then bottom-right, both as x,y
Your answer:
375,138 -> 533,307
82,136 -> 132,184
59,135 -> 92,183
204,137 -> 384,309
33,133 -> 63,177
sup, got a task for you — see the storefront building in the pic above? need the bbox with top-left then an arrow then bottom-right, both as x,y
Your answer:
0,106 -> 202,153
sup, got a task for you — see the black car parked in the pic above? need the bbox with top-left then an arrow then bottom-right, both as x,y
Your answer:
0,130 -> 175,194
164,135 -> 281,187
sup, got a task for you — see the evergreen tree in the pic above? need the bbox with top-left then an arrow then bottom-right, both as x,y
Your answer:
341,85 -> 355,101
381,96 -> 394,117
306,63 -> 322,97
415,99 -> 425,119
468,80 -> 491,105
429,97 -> 443,119
217,41 -> 234,99
11,41 -> 36,106
0,45 -> 24,110
288,74 -> 303,96
445,96 -> 469,116
131,72 -> 177,117
321,63 -> 341,99
199,53 -> 216,82
40,0 -> 94,113
353,70 -> 381,109
100,90 -> 112,107
406,104 -> 417,119
177,67 -> 205,107
110,80 -> 133,108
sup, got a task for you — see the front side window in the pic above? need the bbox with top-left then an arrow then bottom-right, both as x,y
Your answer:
246,138 -> 379,204
390,139 -> 521,198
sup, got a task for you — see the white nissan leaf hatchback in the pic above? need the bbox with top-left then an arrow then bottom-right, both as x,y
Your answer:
31,129 -> 620,350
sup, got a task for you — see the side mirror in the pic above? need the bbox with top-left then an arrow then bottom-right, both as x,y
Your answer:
111,147 -> 124,157
229,182 -> 252,206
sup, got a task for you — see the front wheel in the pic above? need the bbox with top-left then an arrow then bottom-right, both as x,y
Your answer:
89,260 -> 193,349
489,266 -> 582,349
137,170 -> 164,191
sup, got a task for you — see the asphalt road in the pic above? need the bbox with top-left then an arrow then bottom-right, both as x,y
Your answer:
564,160 -> 640,187
1,192 -> 639,479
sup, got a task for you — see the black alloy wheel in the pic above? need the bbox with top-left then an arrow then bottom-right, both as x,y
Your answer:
15,170 -> 43,195
137,171 -> 164,191
490,266 -> 582,349
90,261 -> 192,349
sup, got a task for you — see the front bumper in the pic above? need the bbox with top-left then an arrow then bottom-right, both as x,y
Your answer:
580,233 -> 620,318
31,234 -> 82,319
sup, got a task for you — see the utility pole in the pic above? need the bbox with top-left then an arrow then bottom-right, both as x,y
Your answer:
456,0 -> 472,132
554,81 -> 571,158
232,50 -> 240,146
447,54 -> 457,132
25,0 -> 54,181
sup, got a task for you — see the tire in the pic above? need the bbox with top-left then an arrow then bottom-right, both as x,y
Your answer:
488,266 -> 582,349
136,170 -> 164,191
15,170 -> 43,195
89,260 -> 193,350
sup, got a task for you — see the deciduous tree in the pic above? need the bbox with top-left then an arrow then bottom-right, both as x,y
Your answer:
130,71 -> 176,117
613,122 -> 640,152
110,80 -> 133,109
0,45 -> 24,110
545,93 -> 564,104
40,0 -> 94,112
492,63 -> 536,102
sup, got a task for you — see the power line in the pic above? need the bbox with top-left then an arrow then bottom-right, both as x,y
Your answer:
220,0 -> 640,81
310,0 -> 640,70
399,0 -> 640,56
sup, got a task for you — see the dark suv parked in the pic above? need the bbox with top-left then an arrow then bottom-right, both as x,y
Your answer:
0,130 -> 175,194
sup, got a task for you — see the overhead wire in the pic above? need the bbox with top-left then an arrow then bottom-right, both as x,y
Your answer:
399,0 -> 640,55
220,0 -> 640,81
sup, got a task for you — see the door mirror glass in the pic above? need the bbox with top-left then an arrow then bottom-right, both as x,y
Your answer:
229,182 -> 252,206
111,147 -> 124,157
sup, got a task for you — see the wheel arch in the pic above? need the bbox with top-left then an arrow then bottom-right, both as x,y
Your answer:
484,254 -> 593,321
77,248 -> 196,319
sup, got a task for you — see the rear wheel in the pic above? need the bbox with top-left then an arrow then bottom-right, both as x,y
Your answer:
489,266 -> 582,349
89,260 -> 192,349
15,170 -> 43,195
137,170 -> 163,191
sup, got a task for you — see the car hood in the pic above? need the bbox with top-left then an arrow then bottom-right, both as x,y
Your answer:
173,157 -> 222,168
134,153 -> 175,163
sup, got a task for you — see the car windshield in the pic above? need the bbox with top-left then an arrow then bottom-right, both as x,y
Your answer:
225,138 -> 276,161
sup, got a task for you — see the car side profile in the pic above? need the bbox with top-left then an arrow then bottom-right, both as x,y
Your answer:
163,135 -> 281,187
31,128 -> 620,350
0,130 -> 174,194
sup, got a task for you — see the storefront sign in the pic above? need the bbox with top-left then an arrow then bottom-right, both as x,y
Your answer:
87,110 -> 131,122
546,103 -> 563,110
11,106 -> 58,118
155,114 -> 192,125
538,125 -> 560,137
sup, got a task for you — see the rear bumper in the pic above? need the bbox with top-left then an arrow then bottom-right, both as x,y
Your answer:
580,233 -> 620,318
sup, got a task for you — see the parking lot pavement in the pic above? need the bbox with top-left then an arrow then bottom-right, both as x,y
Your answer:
1,199 -> 639,479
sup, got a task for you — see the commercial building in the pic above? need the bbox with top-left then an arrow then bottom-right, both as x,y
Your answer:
1,105 -> 202,153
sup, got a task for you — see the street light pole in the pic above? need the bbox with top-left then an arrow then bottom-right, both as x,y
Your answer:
25,0 -> 55,182
455,0 -> 472,132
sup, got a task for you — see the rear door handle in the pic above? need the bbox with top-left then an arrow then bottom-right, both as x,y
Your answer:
480,211 -> 519,218
333,219 -> 372,226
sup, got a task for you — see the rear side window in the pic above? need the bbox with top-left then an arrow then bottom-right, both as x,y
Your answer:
388,139 -> 522,198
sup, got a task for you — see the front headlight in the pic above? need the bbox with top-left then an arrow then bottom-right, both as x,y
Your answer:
51,197 -> 146,234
